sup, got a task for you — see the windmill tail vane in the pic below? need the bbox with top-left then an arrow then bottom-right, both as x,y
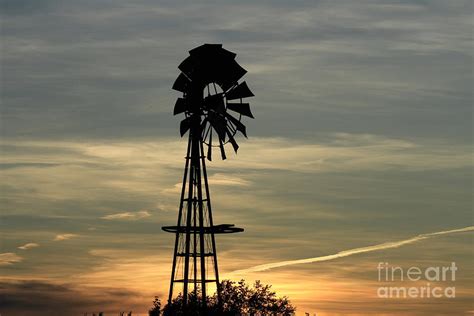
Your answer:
161,44 -> 254,312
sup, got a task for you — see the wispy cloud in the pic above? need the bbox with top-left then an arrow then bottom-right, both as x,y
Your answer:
0,253 -> 23,265
2,134 -> 470,176
54,234 -> 79,241
232,226 -> 474,274
18,243 -> 40,250
101,210 -> 151,220
163,174 -> 252,194
209,173 -> 252,186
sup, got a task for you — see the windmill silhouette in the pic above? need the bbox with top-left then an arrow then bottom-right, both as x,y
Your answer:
162,44 -> 254,312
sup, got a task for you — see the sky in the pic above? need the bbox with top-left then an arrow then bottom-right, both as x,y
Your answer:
0,0 -> 473,315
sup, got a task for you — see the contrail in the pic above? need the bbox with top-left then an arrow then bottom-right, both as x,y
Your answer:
231,226 -> 474,274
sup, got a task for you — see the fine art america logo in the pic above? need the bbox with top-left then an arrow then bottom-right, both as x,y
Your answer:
377,262 -> 457,298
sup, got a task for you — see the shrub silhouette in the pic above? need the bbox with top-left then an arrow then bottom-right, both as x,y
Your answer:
150,280 -> 295,316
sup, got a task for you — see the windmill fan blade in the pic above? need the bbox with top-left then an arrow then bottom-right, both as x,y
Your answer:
219,47 -> 237,60
178,56 -> 197,78
225,81 -> 254,100
220,60 -> 247,91
190,44 -> 236,61
210,49 -> 238,84
189,43 -> 222,57
174,98 -> 187,115
188,44 -> 226,82
218,138 -> 227,160
209,115 -> 227,140
225,128 -> 239,153
172,73 -> 190,92
225,113 -> 247,137
180,117 -> 191,137
207,129 -> 213,161
227,103 -> 254,118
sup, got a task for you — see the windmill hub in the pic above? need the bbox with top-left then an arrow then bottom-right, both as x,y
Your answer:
162,44 -> 254,312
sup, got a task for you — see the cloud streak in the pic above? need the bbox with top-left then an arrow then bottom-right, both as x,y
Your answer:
101,210 -> 151,220
0,280 -> 146,316
18,243 -> 40,250
232,226 -> 474,274
0,253 -> 23,265
54,234 -> 79,241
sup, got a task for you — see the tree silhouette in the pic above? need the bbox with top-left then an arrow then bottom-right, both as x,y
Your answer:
218,280 -> 295,316
152,280 -> 295,316
149,296 -> 162,316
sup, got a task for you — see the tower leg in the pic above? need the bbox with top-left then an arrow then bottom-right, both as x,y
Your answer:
182,137 -> 197,305
200,142 -> 221,309
196,143 -> 207,312
168,140 -> 191,305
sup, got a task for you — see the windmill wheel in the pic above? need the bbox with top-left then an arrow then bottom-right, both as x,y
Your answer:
172,44 -> 255,160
